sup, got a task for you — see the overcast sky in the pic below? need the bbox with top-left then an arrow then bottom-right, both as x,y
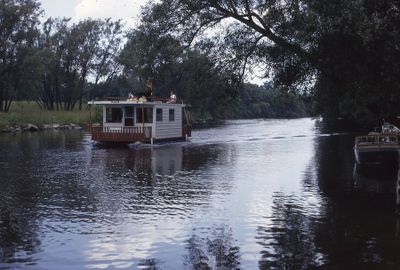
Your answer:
39,0 -> 148,26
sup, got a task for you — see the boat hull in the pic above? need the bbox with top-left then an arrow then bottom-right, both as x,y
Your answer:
355,147 -> 399,167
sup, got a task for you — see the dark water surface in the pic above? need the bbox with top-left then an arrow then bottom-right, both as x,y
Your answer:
1,118 -> 400,269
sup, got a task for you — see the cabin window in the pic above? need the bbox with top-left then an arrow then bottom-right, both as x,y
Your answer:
169,109 -> 175,121
379,136 -> 397,143
136,108 -> 153,123
106,107 -> 122,123
357,136 -> 376,144
125,107 -> 134,126
156,108 -> 163,121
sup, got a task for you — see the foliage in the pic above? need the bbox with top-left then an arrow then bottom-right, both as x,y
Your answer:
227,83 -> 307,119
0,0 -> 315,122
28,17 -> 124,111
0,0 -> 124,111
118,28 -> 239,119
118,29 -> 182,89
140,0 -> 400,126
92,105 -> 103,124
0,0 -> 41,112
90,26 -> 307,121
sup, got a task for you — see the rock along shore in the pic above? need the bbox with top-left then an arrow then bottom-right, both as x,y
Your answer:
1,123 -> 84,133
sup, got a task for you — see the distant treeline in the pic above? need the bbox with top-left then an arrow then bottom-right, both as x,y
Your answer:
226,83 -> 307,119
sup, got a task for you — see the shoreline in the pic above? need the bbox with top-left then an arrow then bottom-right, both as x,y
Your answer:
1,123 -> 85,133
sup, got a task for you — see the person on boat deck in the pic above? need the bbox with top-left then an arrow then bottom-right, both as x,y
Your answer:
168,91 -> 177,103
133,79 -> 153,100
145,79 -> 153,97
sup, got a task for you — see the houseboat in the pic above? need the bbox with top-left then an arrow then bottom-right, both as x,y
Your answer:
87,98 -> 191,144
354,122 -> 400,167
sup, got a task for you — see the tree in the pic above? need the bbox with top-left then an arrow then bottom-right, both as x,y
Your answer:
25,17 -> 123,110
118,28 -> 183,93
118,28 -> 238,119
74,18 -> 124,110
140,0 -> 400,126
0,0 -> 41,111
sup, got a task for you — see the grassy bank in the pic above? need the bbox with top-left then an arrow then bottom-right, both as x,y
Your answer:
0,101 -> 91,129
0,101 -> 207,130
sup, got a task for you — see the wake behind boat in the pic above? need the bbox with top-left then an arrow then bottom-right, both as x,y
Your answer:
354,122 -> 400,167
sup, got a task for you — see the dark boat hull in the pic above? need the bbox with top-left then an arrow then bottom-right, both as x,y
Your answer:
355,147 -> 399,167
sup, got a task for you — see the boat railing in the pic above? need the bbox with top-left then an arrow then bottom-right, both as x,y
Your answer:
92,126 -> 149,133
90,126 -> 152,142
378,135 -> 398,144
103,96 -> 185,104
356,135 -> 399,146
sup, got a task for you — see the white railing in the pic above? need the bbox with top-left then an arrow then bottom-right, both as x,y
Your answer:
91,126 -> 152,141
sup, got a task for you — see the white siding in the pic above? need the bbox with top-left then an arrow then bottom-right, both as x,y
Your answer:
100,103 -> 185,140
154,104 -> 183,139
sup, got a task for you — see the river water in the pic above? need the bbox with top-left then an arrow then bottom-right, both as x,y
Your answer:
1,118 -> 400,269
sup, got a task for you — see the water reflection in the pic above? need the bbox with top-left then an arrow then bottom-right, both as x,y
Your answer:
3,119 -> 400,269
0,131 -> 236,269
185,226 -> 240,270
257,192 -> 324,269
255,133 -> 400,269
305,135 -> 399,268
353,165 -> 397,193
137,258 -> 162,270
0,132 -> 86,265
0,201 -> 41,265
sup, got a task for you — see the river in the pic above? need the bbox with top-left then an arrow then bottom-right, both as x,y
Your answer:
1,118 -> 400,269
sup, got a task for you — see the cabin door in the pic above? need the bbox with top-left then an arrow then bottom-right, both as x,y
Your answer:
124,106 -> 134,126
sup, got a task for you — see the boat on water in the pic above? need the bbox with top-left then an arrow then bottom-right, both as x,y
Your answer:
354,122 -> 400,167
87,96 -> 191,144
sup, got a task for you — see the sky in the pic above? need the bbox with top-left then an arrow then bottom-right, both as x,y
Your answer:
39,0 -> 149,26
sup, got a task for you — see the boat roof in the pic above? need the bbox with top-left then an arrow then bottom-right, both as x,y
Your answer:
88,100 -> 186,107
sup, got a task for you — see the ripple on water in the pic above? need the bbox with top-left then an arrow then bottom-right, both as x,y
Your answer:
3,119 -> 397,269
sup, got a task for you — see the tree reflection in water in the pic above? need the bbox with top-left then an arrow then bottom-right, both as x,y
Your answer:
0,132 -> 94,265
137,258 -> 162,270
0,205 -> 41,264
0,132 -> 233,268
314,135 -> 400,268
185,225 -> 240,270
256,134 -> 400,269
257,192 -> 323,269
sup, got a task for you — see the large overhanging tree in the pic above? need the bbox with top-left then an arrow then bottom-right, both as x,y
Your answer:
141,0 -> 400,125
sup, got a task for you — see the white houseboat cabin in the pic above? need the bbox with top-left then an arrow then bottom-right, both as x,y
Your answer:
88,98 -> 191,144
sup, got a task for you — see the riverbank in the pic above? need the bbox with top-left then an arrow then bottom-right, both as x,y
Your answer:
1,101 -> 217,132
0,100 -> 307,132
0,101 -> 90,132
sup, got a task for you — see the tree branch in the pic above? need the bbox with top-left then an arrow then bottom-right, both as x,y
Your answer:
238,35 -> 265,83
210,2 -> 313,63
